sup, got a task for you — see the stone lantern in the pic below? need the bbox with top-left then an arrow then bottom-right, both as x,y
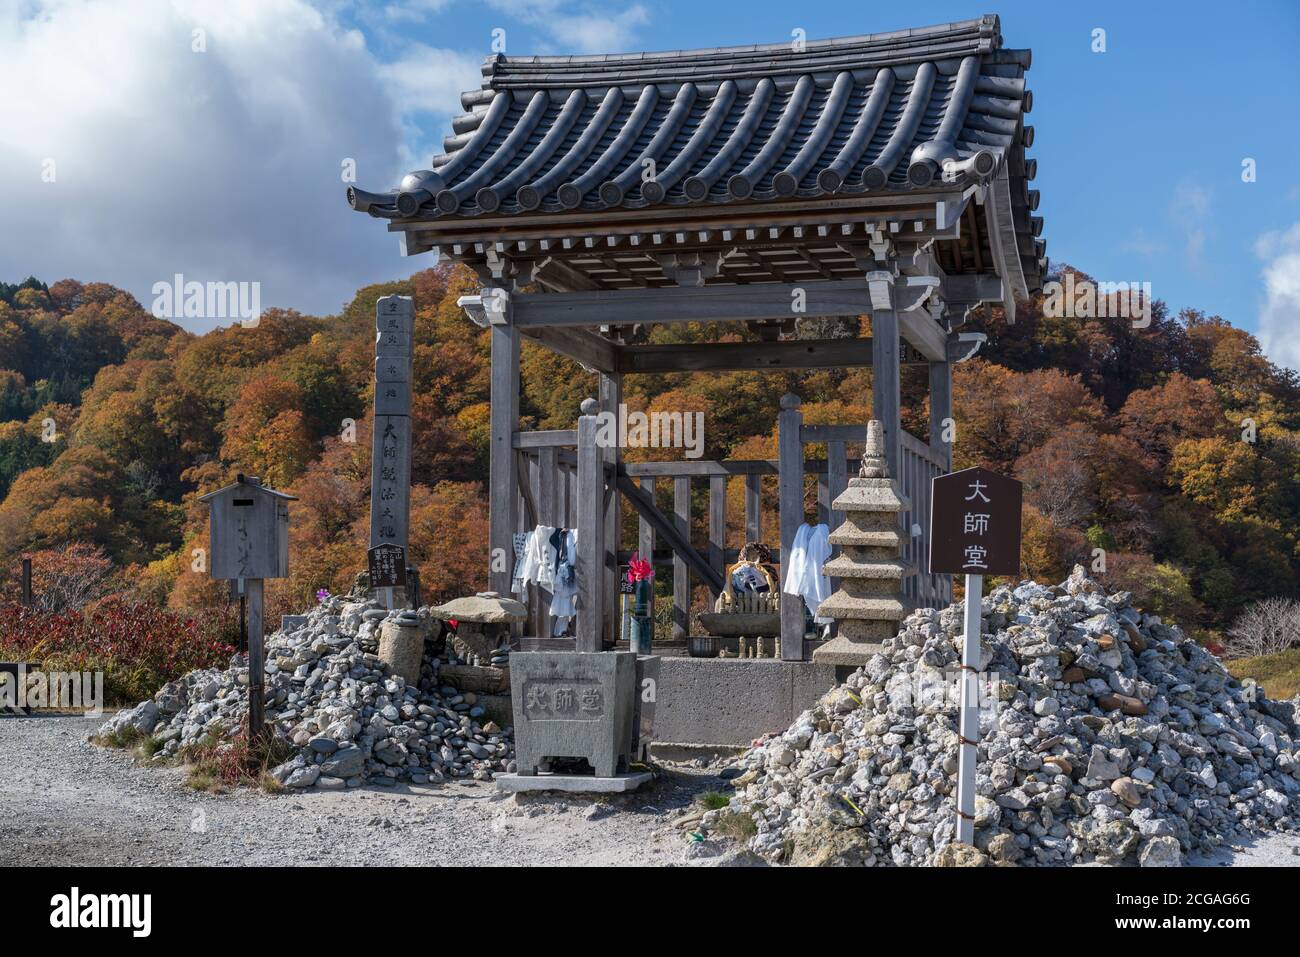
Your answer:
813,420 -> 913,666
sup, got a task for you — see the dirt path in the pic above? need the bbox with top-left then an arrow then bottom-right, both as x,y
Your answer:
7,713 -> 1297,867
0,714 -> 720,867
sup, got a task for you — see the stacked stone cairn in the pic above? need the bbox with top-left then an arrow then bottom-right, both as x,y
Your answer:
813,420 -> 912,667
429,592 -> 526,668
700,567 -> 1300,866
98,594 -> 515,789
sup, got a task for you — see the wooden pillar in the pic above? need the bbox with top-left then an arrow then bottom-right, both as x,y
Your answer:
599,373 -> 622,644
929,360 -> 954,471
872,301 -> 901,479
708,475 -> 727,600
777,393 -> 805,661
826,439 -> 847,595
929,359 -> 954,604
487,289 -> 519,597
638,476 -> 655,625
576,398 -> 605,652
673,476 -> 690,641
245,577 -> 265,742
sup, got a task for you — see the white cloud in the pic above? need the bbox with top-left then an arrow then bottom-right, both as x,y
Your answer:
1255,223 -> 1300,373
1170,181 -> 1211,272
0,0 -> 650,329
378,43 -> 485,168
1120,230 -> 1164,258
485,0 -> 649,53
550,7 -> 650,53
0,0 -> 455,328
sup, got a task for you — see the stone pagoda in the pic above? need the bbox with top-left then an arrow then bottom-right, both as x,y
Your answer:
813,420 -> 913,666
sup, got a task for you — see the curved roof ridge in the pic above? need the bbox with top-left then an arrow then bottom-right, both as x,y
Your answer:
484,15 -> 1001,89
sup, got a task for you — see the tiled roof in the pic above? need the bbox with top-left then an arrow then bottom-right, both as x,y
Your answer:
348,15 -> 1039,237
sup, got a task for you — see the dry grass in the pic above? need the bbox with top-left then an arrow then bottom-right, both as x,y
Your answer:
710,809 -> 757,842
176,729 -> 294,793
1228,648 -> 1300,701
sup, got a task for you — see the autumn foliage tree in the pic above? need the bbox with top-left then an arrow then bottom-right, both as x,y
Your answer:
1,259 -> 1297,647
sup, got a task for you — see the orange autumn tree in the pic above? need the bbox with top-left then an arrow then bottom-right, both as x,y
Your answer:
220,373 -> 316,488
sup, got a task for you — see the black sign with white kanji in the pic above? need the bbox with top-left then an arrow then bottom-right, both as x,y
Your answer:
929,467 -> 1023,577
368,543 -> 407,589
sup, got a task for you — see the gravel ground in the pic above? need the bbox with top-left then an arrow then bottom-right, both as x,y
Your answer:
6,713 -> 1298,867
0,714 -> 722,867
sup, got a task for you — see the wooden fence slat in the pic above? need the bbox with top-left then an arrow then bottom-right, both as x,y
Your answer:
777,395 -> 805,661
638,477 -> 655,624
709,475 -> 726,599
673,476 -> 691,641
745,473 -> 761,544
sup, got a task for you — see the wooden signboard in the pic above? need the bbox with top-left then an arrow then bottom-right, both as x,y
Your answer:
368,543 -> 408,589
199,475 -> 297,744
928,465 -> 1022,848
929,467 -> 1023,577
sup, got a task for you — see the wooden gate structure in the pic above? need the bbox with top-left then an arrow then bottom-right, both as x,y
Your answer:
348,15 -> 1044,662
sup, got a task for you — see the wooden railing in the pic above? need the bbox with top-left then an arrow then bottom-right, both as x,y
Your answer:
510,399 -> 951,657
899,429 -> 952,609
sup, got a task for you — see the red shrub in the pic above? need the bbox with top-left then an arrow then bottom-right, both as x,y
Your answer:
0,598 -> 235,703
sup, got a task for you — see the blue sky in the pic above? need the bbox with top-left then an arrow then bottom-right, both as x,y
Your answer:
2,0 -> 1298,367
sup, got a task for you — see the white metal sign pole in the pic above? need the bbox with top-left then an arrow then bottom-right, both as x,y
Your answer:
956,571 -> 982,845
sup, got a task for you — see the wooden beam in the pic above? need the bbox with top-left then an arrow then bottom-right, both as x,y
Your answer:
533,256 -> 603,292
623,459 -> 778,477
619,336 -> 873,374
513,429 -> 577,449
800,424 -> 867,443
941,273 -> 1003,304
520,326 -> 620,373
616,474 -> 724,594
512,279 -> 872,328
898,308 -> 948,361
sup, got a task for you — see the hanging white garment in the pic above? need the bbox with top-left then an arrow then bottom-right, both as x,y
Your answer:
512,525 -> 580,636
783,522 -> 832,623
517,525 -> 553,592
511,531 -> 534,598
549,529 -> 578,635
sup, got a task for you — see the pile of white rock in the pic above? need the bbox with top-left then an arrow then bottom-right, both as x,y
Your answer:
97,596 -> 515,789
705,567 -> 1300,866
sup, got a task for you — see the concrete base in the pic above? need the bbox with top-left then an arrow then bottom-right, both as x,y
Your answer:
495,771 -> 653,794
651,656 -> 837,747
486,652 -> 841,749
